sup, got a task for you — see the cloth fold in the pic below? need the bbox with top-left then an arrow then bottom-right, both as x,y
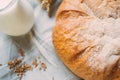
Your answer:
0,0 -> 81,80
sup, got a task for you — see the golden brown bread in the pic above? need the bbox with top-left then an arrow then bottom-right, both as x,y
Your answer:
52,0 -> 120,80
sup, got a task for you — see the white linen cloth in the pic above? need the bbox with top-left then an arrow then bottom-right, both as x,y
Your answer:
0,0 -> 81,80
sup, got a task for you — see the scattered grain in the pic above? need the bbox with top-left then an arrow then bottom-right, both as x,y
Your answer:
32,58 -> 38,68
18,48 -> 25,57
39,0 -> 56,17
41,62 -> 47,71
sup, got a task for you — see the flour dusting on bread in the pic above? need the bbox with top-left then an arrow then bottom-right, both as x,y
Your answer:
53,0 -> 120,80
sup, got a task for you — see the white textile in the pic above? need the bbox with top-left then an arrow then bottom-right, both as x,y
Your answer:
0,0 -> 81,80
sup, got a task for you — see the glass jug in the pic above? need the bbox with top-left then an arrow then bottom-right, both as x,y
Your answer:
0,0 -> 34,36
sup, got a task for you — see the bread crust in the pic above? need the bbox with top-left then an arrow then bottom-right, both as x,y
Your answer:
53,0 -> 120,80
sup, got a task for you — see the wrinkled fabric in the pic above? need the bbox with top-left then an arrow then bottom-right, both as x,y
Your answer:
0,0 -> 81,80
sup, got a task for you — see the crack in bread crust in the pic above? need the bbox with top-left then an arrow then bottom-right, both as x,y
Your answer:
52,0 -> 120,80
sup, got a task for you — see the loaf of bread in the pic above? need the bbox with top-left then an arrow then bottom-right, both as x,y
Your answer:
52,0 -> 120,80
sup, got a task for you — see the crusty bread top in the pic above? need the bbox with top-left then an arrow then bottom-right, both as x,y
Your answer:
53,0 -> 120,80
83,0 -> 120,19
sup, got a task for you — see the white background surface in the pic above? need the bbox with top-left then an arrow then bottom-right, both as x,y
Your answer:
0,0 -> 81,80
